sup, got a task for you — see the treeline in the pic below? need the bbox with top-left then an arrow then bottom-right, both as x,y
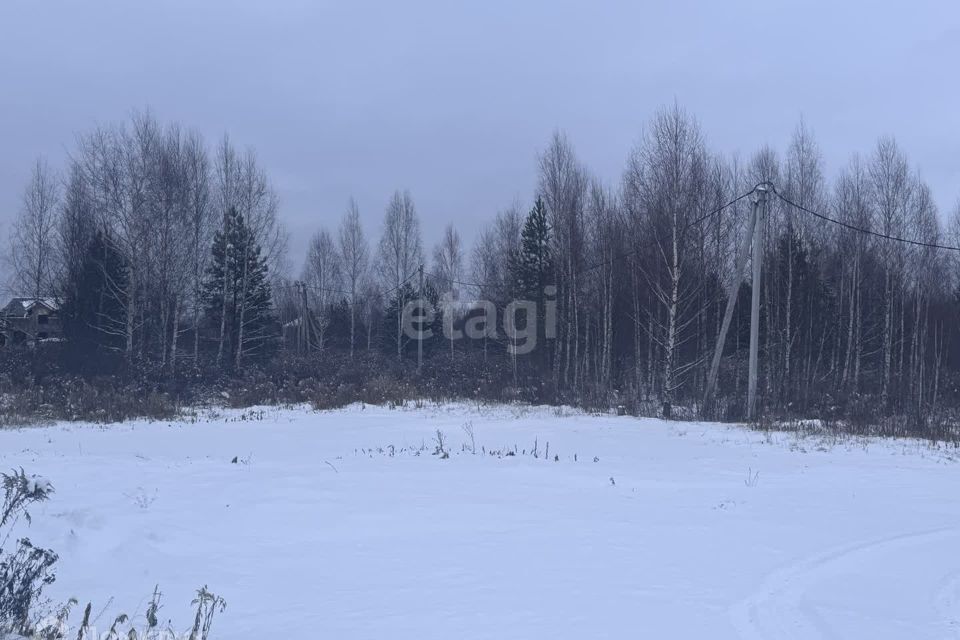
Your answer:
9,113 -> 284,374
6,106 -> 960,428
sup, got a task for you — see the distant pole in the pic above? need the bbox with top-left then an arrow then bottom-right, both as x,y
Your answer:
747,185 -> 768,420
299,281 -> 312,353
417,263 -> 424,373
295,281 -> 304,353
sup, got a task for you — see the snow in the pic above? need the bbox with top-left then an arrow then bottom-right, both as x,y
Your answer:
2,402 -> 960,639
25,473 -> 53,496
3,296 -> 59,315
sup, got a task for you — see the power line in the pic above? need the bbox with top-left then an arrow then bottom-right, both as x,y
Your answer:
279,268 -> 419,305
285,183 -> 772,301
774,188 -> 960,253
428,184 -> 759,292
682,183 -> 766,232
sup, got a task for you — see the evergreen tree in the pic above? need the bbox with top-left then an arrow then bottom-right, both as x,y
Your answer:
513,196 -> 554,301
509,196 -> 554,367
323,299 -> 353,350
202,208 -> 275,366
60,229 -> 129,368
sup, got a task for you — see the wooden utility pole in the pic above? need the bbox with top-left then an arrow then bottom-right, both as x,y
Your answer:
703,192 -> 760,414
298,280 -> 312,353
295,281 -> 303,353
417,263 -> 424,373
747,185 -> 768,420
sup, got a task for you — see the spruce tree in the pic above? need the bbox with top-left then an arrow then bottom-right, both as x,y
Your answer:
60,229 -> 129,368
202,208 -> 275,366
509,196 -> 554,368
513,196 -> 553,300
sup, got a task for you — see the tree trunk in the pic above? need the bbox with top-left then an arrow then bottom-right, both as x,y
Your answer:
125,265 -> 136,358
171,297 -> 180,378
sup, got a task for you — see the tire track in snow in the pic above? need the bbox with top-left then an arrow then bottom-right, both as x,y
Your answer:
730,527 -> 960,640
934,570 -> 960,638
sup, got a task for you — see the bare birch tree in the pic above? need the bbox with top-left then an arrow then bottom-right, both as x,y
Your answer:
337,198 -> 369,358
622,105 -> 708,407
432,223 -> 464,358
539,131 -> 587,390
303,227 -> 341,350
869,137 -> 913,405
377,190 -> 422,359
183,131 -> 215,364
9,158 -> 61,298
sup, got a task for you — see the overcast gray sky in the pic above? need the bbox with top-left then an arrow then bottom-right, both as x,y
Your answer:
1,0 -> 958,268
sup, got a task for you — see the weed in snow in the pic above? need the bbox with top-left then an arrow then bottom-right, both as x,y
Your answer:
432,430 -> 449,459
461,422 -> 476,455
1,468 -> 226,640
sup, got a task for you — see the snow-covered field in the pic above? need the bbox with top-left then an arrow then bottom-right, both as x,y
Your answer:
3,402 -> 960,639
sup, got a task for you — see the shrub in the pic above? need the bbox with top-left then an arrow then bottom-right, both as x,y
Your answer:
0,469 -> 56,638
0,469 -> 226,640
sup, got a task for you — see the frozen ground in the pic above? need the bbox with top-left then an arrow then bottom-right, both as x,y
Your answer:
2,402 -> 960,639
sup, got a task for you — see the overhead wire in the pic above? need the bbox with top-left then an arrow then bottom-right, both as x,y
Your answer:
281,179 -> 959,308
773,187 -> 960,252
278,267 -> 419,306
426,184 -> 760,292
